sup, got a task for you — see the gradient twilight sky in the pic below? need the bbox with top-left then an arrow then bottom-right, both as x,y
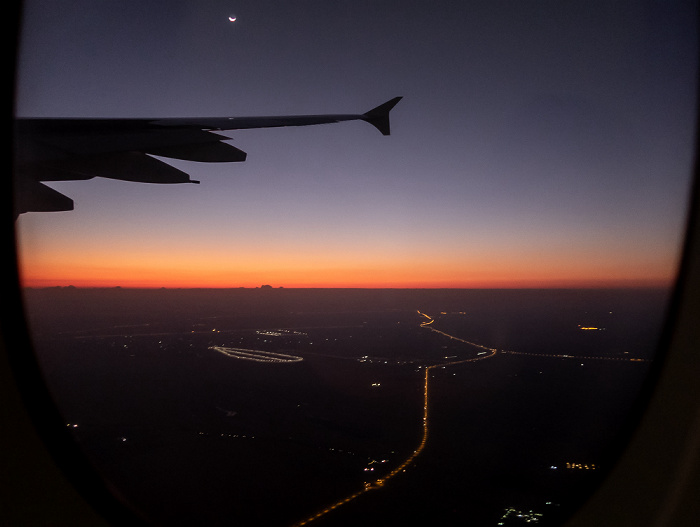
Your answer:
14,0 -> 698,288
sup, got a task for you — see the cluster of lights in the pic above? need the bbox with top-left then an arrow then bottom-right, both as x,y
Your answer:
497,507 -> 544,525
566,462 -> 597,470
218,433 -> 253,439
255,329 -> 307,337
357,355 -> 413,365
363,458 -> 389,473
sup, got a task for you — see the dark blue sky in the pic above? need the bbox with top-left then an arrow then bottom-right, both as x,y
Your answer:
15,1 -> 698,287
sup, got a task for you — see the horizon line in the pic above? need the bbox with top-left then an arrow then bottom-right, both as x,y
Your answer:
21,284 -> 672,291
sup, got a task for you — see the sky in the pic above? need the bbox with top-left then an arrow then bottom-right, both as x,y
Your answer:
14,0 -> 698,288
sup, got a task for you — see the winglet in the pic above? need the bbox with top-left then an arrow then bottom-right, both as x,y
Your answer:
362,96 -> 402,136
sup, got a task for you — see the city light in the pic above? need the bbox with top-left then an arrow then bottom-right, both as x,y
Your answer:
566,462 -> 597,470
578,325 -> 605,331
498,507 -> 544,524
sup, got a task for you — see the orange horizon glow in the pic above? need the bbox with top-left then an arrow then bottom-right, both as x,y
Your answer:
20,273 -> 673,289
17,255 -> 676,289
16,217 -> 680,291
18,281 -> 674,289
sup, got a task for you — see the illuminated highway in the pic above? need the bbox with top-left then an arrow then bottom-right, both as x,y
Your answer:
500,350 -> 650,362
417,310 -> 497,353
291,311 -> 497,526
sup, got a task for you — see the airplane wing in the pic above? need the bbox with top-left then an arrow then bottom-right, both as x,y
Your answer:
13,97 -> 402,216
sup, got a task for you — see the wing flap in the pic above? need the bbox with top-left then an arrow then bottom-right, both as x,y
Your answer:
47,152 -> 196,184
146,141 -> 247,162
14,179 -> 74,216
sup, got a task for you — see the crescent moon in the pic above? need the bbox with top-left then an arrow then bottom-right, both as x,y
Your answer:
228,16 -> 236,22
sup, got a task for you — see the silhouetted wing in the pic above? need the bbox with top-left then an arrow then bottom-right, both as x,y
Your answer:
13,97 -> 402,216
150,96 -> 403,136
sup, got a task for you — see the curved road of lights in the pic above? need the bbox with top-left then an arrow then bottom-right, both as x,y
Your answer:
209,346 -> 304,363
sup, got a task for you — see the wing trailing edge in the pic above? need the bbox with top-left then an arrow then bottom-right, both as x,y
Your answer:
146,141 -> 247,163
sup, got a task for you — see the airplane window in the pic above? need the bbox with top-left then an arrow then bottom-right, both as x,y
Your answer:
10,1 -> 697,526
